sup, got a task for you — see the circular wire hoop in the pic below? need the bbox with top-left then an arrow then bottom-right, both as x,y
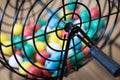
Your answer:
0,0 -> 120,80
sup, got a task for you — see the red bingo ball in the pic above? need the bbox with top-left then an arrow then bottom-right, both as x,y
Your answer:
90,7 -> 100,19
66,60 -> 73,72
62,30 -> 68,39
42,70 -> 52,77
27,65 -> 42,79
15,49 -> 23,57
24,27 -> 33,38
28,22 -> 41,32
82,46 -> 90,58
73,9 -> 80,20
35,50 -> 50,64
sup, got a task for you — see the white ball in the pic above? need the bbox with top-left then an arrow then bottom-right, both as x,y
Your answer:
26,36 -> 34,45
67,49 -> 73,58
8,54 -> 23,68
46,42 -> 61,55
74,19 -> 81,27
41,26 -> 52,33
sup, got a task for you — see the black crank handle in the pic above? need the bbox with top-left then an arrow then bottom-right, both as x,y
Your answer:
90,46 -> 120,77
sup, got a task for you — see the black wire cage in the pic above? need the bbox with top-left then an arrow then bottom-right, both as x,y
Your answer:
0,0 -> 120,80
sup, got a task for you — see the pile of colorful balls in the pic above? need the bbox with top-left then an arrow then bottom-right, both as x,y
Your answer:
0,0 -> 105,79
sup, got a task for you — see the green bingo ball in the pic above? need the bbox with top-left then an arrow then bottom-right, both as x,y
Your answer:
53,64 -> 67,77
69,51 -> 85,66
67,0 -> 76,11
80,9 -> 89,21
91,18 -> 105,30
87,28 -> 95,39
22,43 -> 35,58
35,29 -> 48,42
13,35 -> 26,49
83,22 -> 90,30
38,19 -> 47,27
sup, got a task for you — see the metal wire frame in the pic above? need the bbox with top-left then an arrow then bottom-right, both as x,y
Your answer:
0,0 -> 120,80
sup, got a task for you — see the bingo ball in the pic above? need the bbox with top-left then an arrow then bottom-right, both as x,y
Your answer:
82,46 -> 91,58
19,62 -> 32,75
69,51 -> 84,66
87,28 -> 95,39
47,9 -> 59,19
23,57 -> 34,63
34,62 -> 44,68
48,33 -> 60,43
45,57 -> 60,72
67,0 -> 76,11
35,41 -> 46,51
74,19 -> 81,27
27,65 -> 42,79
35,50 -> 50,64
1,41 -> 13,55
61,30 -> 68,39
8,54 -> 23,68
91,18 -> 105,30
90,7 -> 100,19
35,29 -> 48,42
73,9 -> 80,20
13,35 -> 26,49
15,49 -> 23,57
60,10 -> 71,19
22,43 -> 35,58
42,70 -> 52,77
25,36 -> 34,46
24,27 -> 33,38
38,19 -> 47,27
28,21 -> 41,32
0,33 -> 8,43
80,9 -> 89,21
13,23 -> 22,36
48,18 -> 58,29
46,42 -> 61,54
70,36 -> 82,50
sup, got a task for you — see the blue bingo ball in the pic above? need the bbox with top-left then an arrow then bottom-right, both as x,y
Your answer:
50,52 -> 64,60
70,36 -> 82,50
48,18 -> 58,29
47,9 -> 59,19
45,57 -> 60,72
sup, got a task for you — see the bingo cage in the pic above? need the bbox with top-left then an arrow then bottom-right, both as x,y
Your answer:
0,0 -> 120,80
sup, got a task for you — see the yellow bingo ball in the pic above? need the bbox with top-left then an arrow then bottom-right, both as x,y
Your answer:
35,41 -> 46,51
13,23 -> 22,36
0,34 -> 8,43
50,29 -> 62,37
60,10 -> 71,19
34,62 -> 44,68
48,34 -> 60,43
19,62 -> 32,75
58,39 -> 66,48
48,30 -> 62,43
2,41 -> 13,55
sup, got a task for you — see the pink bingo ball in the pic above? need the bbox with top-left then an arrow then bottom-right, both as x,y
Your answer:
35,50 -> 50,64
28,22 -> 41,32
